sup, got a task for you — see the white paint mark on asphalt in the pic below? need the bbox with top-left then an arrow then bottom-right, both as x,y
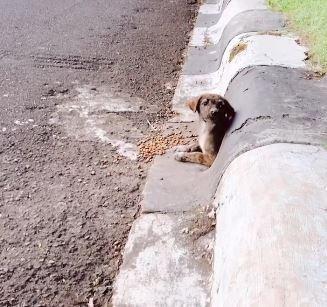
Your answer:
75,85 -> 143,113
93,127 -> 138,161
14,120 -> 23,126
50,85 -> 143,160
191,0 -> 266,46
14,119 -> 34,126
173,34 -> 307,121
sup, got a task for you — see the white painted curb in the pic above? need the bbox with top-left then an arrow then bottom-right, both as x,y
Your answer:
173,33 -> 307,121
199,2 -> 223,15
191,0 -> 266,46
212,144 -> 327,306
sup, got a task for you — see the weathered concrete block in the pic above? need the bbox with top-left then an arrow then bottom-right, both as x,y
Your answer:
113,213 -> 214,307
184,10 -> 285,75
191,0 -> 267,46
141,153 -> 208,213
212,143 -> 327,306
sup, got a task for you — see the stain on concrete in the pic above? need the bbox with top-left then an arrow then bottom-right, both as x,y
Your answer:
228,41 -> 247,62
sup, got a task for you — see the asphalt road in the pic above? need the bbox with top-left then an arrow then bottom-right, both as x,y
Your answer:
0,1 -> 197,306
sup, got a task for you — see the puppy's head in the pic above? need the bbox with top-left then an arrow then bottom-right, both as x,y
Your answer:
187,94 -> 235,127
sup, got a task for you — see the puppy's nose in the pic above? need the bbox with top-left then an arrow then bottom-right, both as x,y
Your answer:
210,109 -> 218,116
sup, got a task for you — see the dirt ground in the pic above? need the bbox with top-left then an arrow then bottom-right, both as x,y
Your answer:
0,0 -> 197,306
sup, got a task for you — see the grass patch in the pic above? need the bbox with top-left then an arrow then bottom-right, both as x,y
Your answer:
268,0 -> 327,71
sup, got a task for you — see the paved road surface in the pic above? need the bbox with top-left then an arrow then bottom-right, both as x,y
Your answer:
0,0 -> 196,306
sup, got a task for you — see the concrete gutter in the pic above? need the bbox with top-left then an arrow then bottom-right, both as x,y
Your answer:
113,0 -> 327,305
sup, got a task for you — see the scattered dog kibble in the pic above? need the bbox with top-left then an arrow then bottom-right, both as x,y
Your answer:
137,132 -> 188,162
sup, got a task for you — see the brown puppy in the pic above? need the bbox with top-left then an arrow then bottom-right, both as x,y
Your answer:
174,93 -> 235,167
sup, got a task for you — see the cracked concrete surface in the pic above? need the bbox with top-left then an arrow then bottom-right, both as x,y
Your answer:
230,115 -> 272,134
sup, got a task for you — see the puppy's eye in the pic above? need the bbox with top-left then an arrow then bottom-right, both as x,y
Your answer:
202,99 -> 208,106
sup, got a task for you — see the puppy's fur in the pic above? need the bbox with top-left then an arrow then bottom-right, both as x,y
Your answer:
175,93 -> 235,167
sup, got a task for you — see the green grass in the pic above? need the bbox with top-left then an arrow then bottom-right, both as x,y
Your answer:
268,0 -> 327,71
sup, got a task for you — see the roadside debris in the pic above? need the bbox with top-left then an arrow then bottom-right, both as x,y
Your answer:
188,206 -> 216,241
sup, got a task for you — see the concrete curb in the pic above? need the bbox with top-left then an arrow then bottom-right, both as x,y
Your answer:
184,9 -> 285,75
191,0 -> 267,47
173,33 -> 307,121
113,0 -> 327,305
212,144 -> 327,306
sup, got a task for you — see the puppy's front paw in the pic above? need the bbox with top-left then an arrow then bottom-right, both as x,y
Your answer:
174,152 -> 187,162
169,145 -> 188,153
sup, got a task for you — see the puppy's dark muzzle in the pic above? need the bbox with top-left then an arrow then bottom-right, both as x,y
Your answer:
210,109 -> 219,118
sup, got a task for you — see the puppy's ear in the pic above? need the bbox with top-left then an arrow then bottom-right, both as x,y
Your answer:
186,96 -> 201,112
221,97 -> 235,119
218,96 -> 235,126
214,96 -> 235,115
